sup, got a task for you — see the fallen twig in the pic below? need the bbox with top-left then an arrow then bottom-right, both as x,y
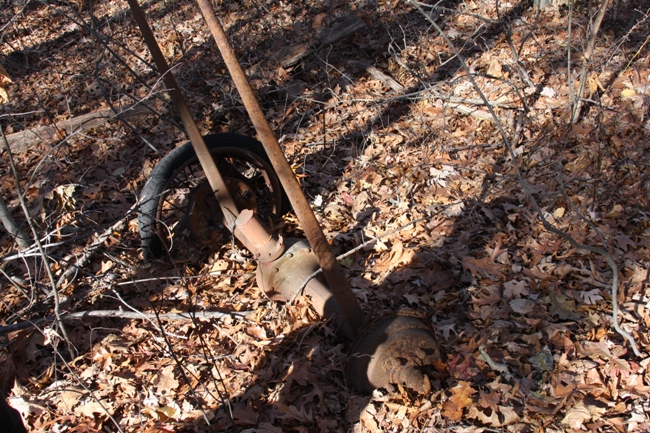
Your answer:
0,194 -> 30,248
0,309 -> 251,334
251,16 -> 366,71
346,60 -> 405,93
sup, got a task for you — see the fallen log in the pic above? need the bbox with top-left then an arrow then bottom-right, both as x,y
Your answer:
0,309 -> 251,334
253,16 -> 366,71
1,104 -> 150,154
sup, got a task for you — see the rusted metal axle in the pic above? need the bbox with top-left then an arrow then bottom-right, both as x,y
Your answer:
196,0 -> 366,340
128,0 -> 442,394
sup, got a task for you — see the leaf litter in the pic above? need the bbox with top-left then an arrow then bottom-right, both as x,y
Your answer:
1,0 -> 650,431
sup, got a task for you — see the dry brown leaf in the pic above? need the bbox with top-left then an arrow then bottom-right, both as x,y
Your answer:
503,280 -> 529,299
274,402 -> 314,423
462,256 -> 502,279
549,289 -> 581,320
74,399 -> 112,418
241,422 -> 284,433
374,240 -> 418,272
57,389 -> 84,410
468,405 -> 500,426
487,58 -> 503,77
497,405 -> 520,426
0,64 -> 11,104
8,396 -> 46,420
472,285 -> 501,306
155,364 -> 179,394
509,298 -> 535,315
442,381 -> 477,421
233,402 -> 259,426
561,401 -> 605,429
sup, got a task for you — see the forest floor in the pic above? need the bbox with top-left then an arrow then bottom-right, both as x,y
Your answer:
1,0 -> 650,432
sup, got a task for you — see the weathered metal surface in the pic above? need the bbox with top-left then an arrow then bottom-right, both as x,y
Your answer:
348,313 -> 441,394
257,239 -> 352,333
196,0 -> 365,339
234,210 -> 284,263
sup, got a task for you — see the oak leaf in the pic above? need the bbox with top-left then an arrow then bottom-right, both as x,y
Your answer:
462,256 -> 501,279
74,399 -> 112,418
503,280 -> 529,299
274,402 -> 313,423
155,365 -> 179,394
561,401 -> 603,429
374,240 -> 418,272
442,381 -> 476,421
576,288 -> 603,305
472,285 -> 501,306
57,389 -> 84,410
509,298 -> 535,315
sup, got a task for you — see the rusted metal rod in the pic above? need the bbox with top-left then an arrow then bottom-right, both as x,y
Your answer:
126,0 -> 238,226
196,0 -> 365,338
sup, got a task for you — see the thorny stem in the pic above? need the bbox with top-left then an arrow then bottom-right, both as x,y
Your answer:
0,127 -> 79,358
409,0 -> 642,357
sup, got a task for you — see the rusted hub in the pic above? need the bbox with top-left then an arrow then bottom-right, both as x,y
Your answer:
347,313 -> 440,394
257,239 -> 317,301
188,179 -> 257,238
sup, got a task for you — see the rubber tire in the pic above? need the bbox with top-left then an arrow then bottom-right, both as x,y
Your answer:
138,133 -> 290,261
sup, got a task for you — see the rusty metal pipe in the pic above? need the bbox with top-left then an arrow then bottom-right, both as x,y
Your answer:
127,0 -> 238,227
197,0 -> 365,339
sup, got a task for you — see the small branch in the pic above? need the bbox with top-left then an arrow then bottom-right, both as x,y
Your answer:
346,60 -> 405,93
0,104 -> 150,155
0,310 -> 251,334
255,16 -> 366,70
571,0 -> 611,123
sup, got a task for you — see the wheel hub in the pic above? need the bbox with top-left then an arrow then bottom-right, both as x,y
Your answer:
188,178 -> 258,238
